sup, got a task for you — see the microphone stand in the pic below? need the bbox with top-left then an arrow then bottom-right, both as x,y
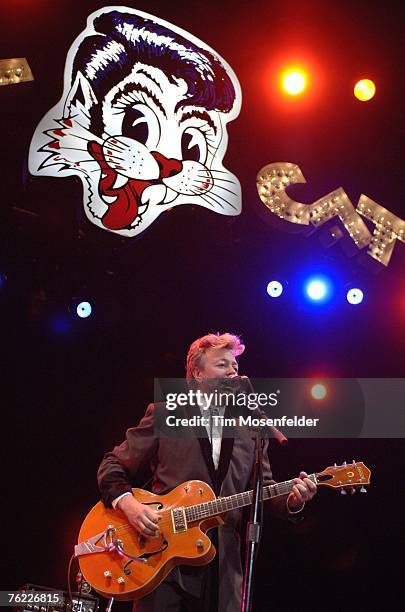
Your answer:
241,426 -> 264,612
239,376 -> 288,611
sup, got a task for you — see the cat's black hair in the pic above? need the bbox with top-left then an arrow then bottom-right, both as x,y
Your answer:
71,10 -> 236,132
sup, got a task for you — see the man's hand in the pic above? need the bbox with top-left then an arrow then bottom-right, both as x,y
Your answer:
287,471 -> 317,511
117,495 -> 159,538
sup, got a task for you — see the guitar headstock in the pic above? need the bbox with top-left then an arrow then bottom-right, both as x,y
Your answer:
316,461 -> 371,495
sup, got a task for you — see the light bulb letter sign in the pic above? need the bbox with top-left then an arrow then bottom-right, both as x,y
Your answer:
357,196 -> 405,266
256,162 -> 404,266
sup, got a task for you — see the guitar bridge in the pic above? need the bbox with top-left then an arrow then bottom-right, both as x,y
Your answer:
171,507 -> 187,533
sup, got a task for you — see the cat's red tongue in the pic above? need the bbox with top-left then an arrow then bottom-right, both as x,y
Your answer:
102,179 -> 151,230
88,141 -> 151,230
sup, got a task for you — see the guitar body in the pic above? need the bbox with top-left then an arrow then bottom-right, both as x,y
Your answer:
78,480 -> 221,600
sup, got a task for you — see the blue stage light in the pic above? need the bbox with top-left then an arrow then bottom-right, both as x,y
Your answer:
0,272 -> 7,289
50,314 -> 72,334
305,276 -> 331,302
267,280 -> 283,298
347,288 -> 364,305
76,301 -> 92,318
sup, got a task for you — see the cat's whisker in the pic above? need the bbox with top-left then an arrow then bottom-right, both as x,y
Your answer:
101,140 -> 127,152
50,145 -> 90,152
59,133 -> 94,144
208,169 -> 233,175
201,190 -> 237,211
196,172 -> 237,186
105,154 -> 126,163
103,144 -> 126,154
192,179 -> 238,198
200,192 -> 226,210
199,194 -> 217,209
102,130 -> 127,148
192,179 -> 214,188
70,159 -> 99,164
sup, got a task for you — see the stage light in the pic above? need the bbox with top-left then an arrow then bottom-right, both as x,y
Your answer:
305,276 -> 331,302
0,272 -> 6,289
282,70 -> 306,96
267,280 -> 283,298
347,288 -> 364,305
76,301 -> 92,318
354,79 -> 376,102
311,383 -> 327,400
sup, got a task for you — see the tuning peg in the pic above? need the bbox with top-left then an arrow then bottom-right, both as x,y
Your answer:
352,460 -> 356,465
343,461 -> 347,467
340,488 -> 347,495
334,463 -> 337,468
360,486 -> 367,493
350,487 -> 356,495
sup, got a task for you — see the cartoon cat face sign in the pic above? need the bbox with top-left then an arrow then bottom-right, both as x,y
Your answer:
29,7 -> 242,237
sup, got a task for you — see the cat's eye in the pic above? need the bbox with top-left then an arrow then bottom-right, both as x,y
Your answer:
121,104 -> 160,149
181,128 -> 207,164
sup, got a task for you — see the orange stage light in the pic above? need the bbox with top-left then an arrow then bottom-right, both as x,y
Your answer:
354,78 -> 376,101
281,69 -> 307,96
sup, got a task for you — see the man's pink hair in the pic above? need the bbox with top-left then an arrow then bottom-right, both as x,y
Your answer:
186,332 -> 245,383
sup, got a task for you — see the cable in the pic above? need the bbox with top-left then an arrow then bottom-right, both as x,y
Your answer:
67,553 -> 75,607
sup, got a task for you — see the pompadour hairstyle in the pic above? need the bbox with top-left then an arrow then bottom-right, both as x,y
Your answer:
72,10 -> 236,134
186,332 -> 245,384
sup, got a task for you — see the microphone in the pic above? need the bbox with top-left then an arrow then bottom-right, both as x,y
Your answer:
239,376 -> 288,446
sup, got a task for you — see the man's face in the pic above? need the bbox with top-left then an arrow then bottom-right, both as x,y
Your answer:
194,347 -> 239,388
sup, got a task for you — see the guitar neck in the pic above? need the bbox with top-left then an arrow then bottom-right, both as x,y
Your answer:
184,474 -> 317,522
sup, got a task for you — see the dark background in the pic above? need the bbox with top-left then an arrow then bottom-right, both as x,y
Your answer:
1,0 -> 404,609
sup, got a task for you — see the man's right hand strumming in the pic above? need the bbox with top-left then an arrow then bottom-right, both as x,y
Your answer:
117,495 -> 159,538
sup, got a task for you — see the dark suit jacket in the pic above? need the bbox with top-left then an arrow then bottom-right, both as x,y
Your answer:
98,403 -> 292,611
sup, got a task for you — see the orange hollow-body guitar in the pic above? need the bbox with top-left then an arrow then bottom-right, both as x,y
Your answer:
76,462 -> 370,601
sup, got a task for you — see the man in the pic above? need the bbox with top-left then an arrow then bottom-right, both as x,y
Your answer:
98,333 -> 317,610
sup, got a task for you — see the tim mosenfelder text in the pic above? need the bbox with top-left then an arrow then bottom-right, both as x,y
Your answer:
165,415 -> 319,428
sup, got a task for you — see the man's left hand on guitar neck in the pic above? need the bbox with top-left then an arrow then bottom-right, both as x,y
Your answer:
286,471 -> 317,514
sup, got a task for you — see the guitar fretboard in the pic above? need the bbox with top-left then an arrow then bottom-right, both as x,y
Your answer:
185,474 -> 317,522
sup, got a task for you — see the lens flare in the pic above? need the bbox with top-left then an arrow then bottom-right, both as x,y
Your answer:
311,384 -> 327,400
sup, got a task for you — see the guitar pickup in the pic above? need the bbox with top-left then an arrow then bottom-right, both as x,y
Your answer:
171,507 -> 187,533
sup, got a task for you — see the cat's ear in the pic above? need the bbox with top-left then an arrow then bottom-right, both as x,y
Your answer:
63,71 -> 98,129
